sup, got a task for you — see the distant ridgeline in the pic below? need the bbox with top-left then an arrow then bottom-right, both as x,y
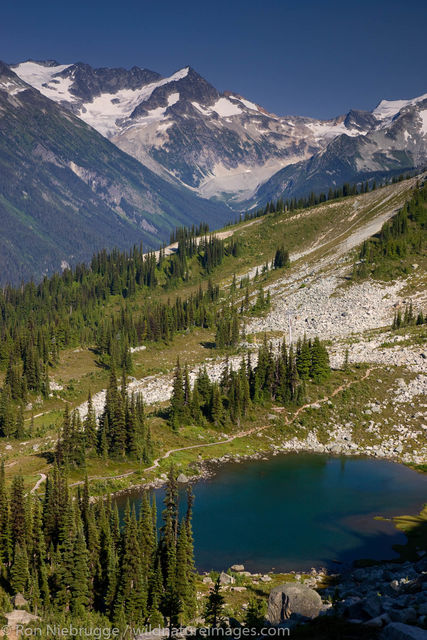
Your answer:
352,179 -> 427,281
223,172 -> 415,226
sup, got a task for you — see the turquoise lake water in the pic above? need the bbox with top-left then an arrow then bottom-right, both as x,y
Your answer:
118,453 -> 427,572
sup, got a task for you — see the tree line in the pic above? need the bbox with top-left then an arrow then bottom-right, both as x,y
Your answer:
0,225 -> 239,434
223,172 -> 415,228
353,181 -> 426,280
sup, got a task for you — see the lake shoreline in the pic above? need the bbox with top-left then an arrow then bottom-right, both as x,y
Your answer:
112,451 -> 427,575
106,440 -> 426,502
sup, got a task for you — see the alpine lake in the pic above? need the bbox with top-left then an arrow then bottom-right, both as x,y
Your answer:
116,453 -> 427,572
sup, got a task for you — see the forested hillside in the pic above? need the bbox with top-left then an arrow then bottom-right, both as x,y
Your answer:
0,63 -> 231,285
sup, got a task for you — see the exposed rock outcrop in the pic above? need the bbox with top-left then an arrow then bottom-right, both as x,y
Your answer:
267,583 -> 322,624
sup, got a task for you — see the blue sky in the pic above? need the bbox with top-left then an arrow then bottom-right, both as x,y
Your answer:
3,0 -> 426,119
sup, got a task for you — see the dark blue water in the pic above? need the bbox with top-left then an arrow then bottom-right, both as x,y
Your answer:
118,454 -> 427,572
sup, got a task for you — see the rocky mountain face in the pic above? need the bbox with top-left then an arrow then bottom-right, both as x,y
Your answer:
14,60 -> 408,207
7,58 -> 427,215
0,62 -> 230,284
253,96 -> 427,205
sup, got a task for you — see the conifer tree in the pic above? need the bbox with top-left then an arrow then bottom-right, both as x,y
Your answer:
84,391 -> 98,451
10,542 -> 29,595
115,503 -> 147,625
71,527 -> 91,615
175,521 -> 189,622
0,462 -> 11,566
244,599 -> 266,633
170,359 -> 186,430
205,577 -> 225,627
148,555 -> 164,627
15,406 -> 25,439
10,475 -> 26,548
310,337 -> 330,382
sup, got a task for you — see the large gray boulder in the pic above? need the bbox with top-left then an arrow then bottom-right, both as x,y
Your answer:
219,571 -> 235,585
5,610 -> 39,626
267,583 -> 322,624
380,623 -> 427,639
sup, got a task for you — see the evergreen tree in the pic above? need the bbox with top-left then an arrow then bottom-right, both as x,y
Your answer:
273,246 -> 290,269
10,475 -> 26,548
114,503 -> 147,625
244,599 -> 266,633
170,359 -> 186,430
0,462 -> 11,566
205,577 -> 225,627
84,391 -> 98,451
10,543 -> 29,595
71,527 -> 91,615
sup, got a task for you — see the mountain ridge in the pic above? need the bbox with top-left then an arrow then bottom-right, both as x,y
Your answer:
0,61 -> 231,285
12,60 -> 384,204
13,59 -> 427,208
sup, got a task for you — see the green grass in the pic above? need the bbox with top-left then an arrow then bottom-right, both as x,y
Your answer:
392,503 -> 427,560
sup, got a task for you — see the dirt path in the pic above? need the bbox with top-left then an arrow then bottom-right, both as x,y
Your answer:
140,367 -> 376,475
60,367 -> 376,492
151,216 -> 262,260
275,367 -> 375,420
29,473 -> 46,494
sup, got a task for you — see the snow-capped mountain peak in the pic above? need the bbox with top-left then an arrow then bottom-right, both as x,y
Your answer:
10,59 -> 427,207
74,66 -> 190,137
373,92 -> 427,123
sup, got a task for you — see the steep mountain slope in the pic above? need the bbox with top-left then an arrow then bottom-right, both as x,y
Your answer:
0,63 -> 230,284
13,60 -> 427,209
13,61 -> 371,205
253,96 -> 427,205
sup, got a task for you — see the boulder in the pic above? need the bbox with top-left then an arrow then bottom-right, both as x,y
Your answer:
230,564 -> 245,572
219,571 -> 235,585
389,608 -> 418,625
5,610 -> 39,626
362,595 -> 384,619
380,622 -> 427,639
363,614 -> 391,629
266,583 -> 322,624
177,473 -> 189,483
12,593 -> 28,609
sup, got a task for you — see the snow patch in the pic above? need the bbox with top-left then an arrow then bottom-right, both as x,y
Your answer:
79,69 -> 188,136
191,101 -> 211,116
13,61 -> 75,102
232,96 -> 260,112
419,109 -> 427,135
167,92 -> 179,106
306,120 -> 361,140
0,80 -> 26,96
191,97 -> 242,118
373,93 -> 427,122
211,97 -> 242,117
